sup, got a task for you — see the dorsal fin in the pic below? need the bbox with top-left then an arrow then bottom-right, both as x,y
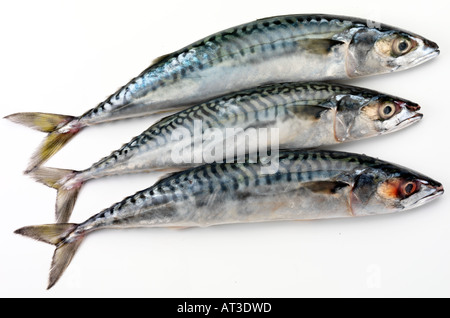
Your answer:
150,53 -> 172,66
154,168 -> 189,183
134,52 -> 175,78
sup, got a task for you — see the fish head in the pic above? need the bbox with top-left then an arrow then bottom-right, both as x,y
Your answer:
351,164 -> 443,216
346,24 -> 439,77
333,92 -> 422,142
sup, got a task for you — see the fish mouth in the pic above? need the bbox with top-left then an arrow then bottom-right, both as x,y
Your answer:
411,49 -> 440,67
414,184 -> 444,207
392,112 -> 423,131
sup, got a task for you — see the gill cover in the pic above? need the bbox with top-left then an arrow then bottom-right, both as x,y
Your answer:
333,94 -> 368,142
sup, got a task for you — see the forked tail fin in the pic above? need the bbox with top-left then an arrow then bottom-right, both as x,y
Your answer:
28,167 -> 83,223
4,112 -> 82,172
15,223 -> 82,289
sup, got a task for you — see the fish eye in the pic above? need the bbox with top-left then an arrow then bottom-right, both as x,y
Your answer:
400,180 -> 419,198
392,37 -> 413,56
378,101 -> 397,119
378,178 -> 421,200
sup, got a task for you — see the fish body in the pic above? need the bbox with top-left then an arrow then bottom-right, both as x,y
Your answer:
30,82 -> 422,223
15,150 -> 444,289
5,14 -> 439,170
77,150 -> 443,229
78,14 -> 439,123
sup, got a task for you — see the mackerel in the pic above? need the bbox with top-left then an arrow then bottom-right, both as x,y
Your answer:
15,150 -> 444,289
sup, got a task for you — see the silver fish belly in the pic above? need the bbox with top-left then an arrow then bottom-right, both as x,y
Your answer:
15,150 -> 444,289
30,82 -> 422,223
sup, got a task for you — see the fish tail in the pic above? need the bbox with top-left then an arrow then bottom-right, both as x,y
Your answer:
4,112 -> 76,132
4,112 -> 82,172
28,167 -> 83,223
14,223 -> 82,289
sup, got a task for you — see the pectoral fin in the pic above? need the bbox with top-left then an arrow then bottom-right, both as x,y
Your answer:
302,180 -> 350,194
302,39 -> 344,55
286,104 -> 331,121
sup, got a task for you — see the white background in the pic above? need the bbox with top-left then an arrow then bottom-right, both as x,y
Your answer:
1,0 -> 449,297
